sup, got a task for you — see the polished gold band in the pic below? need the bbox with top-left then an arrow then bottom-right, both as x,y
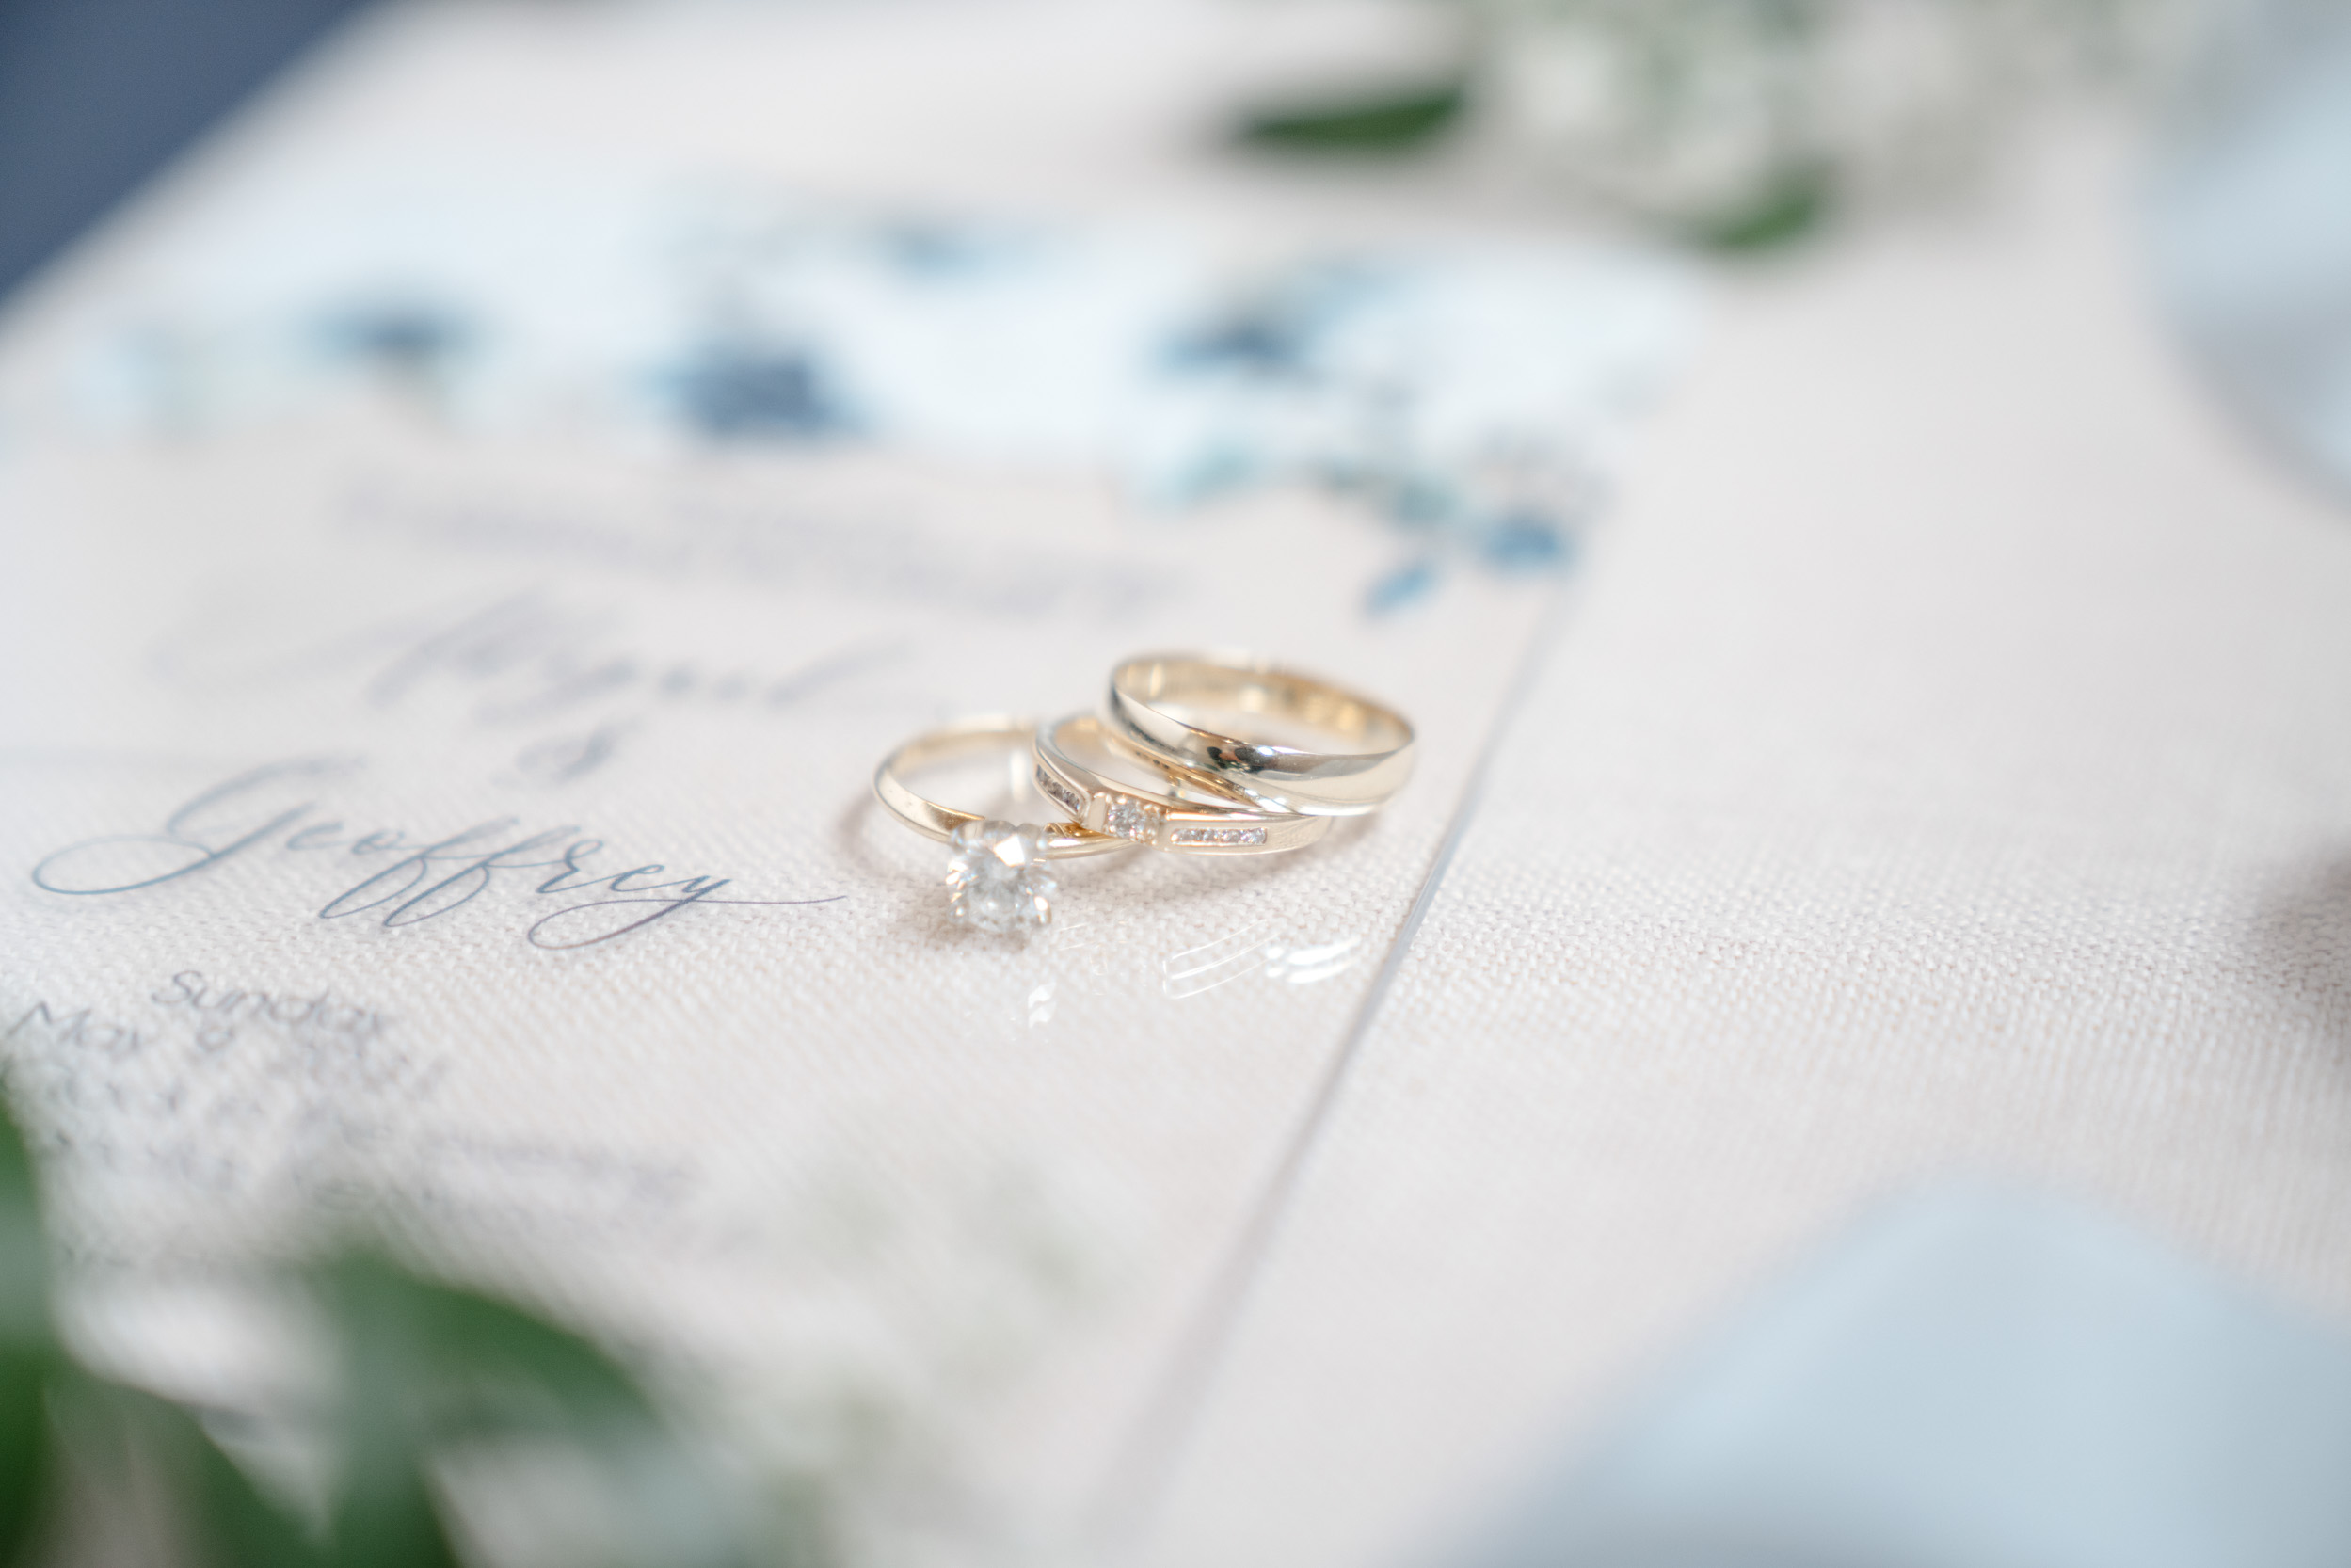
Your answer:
1033,712 -> 1331,855
1106,652 -> 1416,817
872,714 -> 1132,857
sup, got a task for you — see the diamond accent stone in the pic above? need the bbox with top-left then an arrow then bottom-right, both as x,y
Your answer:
1104,797 -> 1160,842
1169,825 -> 1268,847
944,819 -> 1056,934
1034,765 -> 1086,821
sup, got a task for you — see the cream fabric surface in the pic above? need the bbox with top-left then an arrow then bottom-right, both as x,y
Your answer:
1136,134 -> 2351,1568
3,4 -> 2348,1567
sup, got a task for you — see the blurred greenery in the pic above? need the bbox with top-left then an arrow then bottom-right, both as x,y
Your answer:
1229,0 -> 2179,252
1679,157 -> 1835,250
0,1091 -> 769,1568
1235,79 -> 1471,152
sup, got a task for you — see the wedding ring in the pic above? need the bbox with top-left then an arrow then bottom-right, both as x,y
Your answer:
1033,712 -> 1330,854
874,715 -> 1131,856
1106,653 -> 1415,817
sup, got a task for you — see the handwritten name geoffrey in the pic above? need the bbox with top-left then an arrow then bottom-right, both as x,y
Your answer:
31,759 -> 840,950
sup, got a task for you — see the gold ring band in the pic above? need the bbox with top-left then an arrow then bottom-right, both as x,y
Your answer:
1106,652 -> 1416,817
873,714 -> 1132,856
1032,712 -> 1330,854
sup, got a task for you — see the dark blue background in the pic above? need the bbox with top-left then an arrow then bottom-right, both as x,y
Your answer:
0,0 -> 371,302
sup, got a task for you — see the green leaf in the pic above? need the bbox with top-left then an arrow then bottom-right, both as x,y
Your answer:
184,1413 -> 327,1568
320,1255 -> 748,1568
414,1290 -> 747,1568
0,1348 -> 49,1567
71,1382 -> 325,1568
332,1454 -> 463,1568
1235,79 -> 1469,154
323,1258 -> 468,1568
0,1092 -> 54,1564
1684,160 -> 1836,253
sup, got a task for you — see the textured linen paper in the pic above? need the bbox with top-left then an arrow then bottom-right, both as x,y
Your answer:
1131,135 -> 2351,1568
0,0 -> 1685,1559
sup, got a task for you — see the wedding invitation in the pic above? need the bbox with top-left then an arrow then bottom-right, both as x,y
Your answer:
0,0 -> 1688,1559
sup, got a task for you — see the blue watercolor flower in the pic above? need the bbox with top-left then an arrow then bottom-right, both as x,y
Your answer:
667,341 -> 856,440
316,300 -> 473,374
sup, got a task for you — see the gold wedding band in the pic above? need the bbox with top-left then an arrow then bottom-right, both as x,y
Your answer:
872,661 -> 1413,934
1033,712 -> 1332,854
873,715 -> 1131,856
1106,652 -> 1416,817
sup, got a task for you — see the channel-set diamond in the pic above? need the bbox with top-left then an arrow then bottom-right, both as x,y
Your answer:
1104,797 -> 1161,842
1169,825 -> 1268,847
1034,765 -> 1086,820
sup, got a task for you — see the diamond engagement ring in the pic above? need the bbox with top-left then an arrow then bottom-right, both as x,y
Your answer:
873,659 -> 1413,936
873,715 -> 1131,934
1032,712 -> 1329,854
1106,652 -> 1416,817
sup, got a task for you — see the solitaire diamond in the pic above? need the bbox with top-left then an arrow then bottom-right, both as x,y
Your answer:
944,819 -> 1056,934
1104,798 -> 1160,842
